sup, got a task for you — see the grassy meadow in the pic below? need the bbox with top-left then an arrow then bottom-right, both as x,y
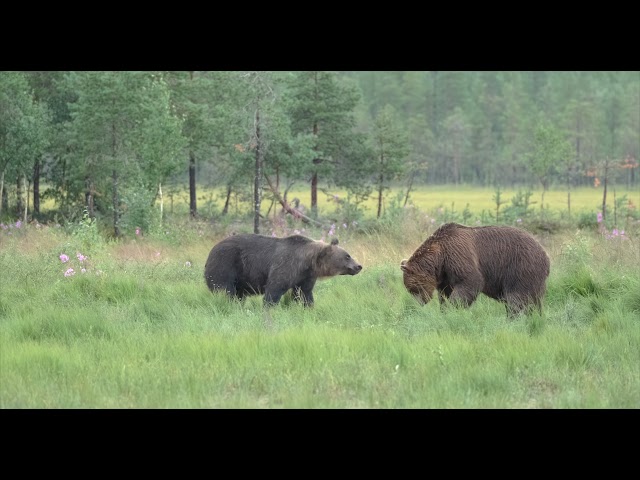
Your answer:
1,185 -> 639,408
151,183 -> 640,223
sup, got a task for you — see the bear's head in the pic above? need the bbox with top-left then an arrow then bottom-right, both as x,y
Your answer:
400,258 -> 437,305
316,238 -> 362,278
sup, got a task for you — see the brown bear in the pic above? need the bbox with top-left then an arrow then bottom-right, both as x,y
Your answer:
400,223 -> 550,317
204,234 -> 362,307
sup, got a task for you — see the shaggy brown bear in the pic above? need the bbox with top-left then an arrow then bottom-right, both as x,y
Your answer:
400,223 -> 550,317
204,234 -> 362,307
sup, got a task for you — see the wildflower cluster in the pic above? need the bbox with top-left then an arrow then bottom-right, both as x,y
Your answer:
0,219 -> 47,236
58,251 -> 99,277
320,221 -> 356,242
596,212 -> 627,240
0,220 -> 24,235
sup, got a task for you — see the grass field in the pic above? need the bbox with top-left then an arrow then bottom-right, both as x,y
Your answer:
1,202 -> 639,409
148,184 -> 640,222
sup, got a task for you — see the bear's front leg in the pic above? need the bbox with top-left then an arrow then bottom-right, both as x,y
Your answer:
293,278 -> 316,307
438,285 -> 453,305
263,283 -> 288,307
448,285 -> 480,308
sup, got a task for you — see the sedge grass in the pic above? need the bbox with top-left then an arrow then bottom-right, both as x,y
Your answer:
1,219 -> 639,409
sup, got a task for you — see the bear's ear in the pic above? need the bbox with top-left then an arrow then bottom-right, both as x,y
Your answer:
330,238 -> 339,246
400,259 -> 410,272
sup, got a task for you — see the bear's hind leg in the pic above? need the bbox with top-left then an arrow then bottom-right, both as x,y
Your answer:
503,292 -> 535,318
206,272 -> 238,298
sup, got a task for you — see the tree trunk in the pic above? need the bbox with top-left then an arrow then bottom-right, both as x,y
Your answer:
264,174 -> 323,227
0,170 -> 7,214
453,145 -> 460,186
23,176 -> 28,223
432,71 -> 439,136
311,171 -> 318,218
158,182 -> 163,222
254,106 -> 263,234
310,118 -> 319,218
404,172 -> 415,207
602,158 -> 609,222
310,75 -> 320,217
189,150 -> 197,218
16,176 -> 24,218
33,157 -> 40,216
377,173 -> 384,219
222,184 -> 232,215
274,166 -> 280,220
85,176 -> 95,218
112,168 -> 120,237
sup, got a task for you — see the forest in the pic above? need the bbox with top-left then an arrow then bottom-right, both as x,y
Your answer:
0,71 -> 638,236
2,71 -> 639,409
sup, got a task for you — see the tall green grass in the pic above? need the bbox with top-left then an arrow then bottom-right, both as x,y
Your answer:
1,221 -> 639,408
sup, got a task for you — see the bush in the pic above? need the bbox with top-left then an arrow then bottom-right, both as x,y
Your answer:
120,188 -> 162,237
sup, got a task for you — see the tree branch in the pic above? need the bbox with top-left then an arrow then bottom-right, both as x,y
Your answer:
263,173 -> 324,227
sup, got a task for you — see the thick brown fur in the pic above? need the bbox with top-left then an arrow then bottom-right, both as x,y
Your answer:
400,223 -> 550,317
205,234 -> 362,307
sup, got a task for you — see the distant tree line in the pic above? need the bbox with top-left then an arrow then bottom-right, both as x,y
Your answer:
1,71 -> 637,235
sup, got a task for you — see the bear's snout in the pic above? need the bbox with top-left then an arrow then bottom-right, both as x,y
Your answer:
347,263 -> 362,275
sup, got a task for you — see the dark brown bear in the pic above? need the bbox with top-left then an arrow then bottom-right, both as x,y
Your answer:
204,234 -> 362,307
400,223 -> 550,317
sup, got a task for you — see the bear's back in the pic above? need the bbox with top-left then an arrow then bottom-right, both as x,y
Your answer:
470,225 -> 550,278
425,223 -> 549,276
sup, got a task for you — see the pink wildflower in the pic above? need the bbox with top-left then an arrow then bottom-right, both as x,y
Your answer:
135,227 -> 141,236
59,254 -> 69,263
77,253 -> 86,262
64,268 -> 75,277
597,212 -> 603,223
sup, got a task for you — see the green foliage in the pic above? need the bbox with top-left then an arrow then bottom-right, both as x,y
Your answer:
284,72 -> 371,209
69,209 -> 104,251
120,187 -> 162,237
371,105 -> 410,218
576,211 -> 600,230
461,203 -> 473,224
6,71 -> 639,238
325,191 -> 367,226
492,186 -> 504,222
56,71 -> 184,235
527,120 -> 573,193
1,225 -> 639,408
501,189 -> 534,223
0,71 -> 52,184
377,191 -> 410,225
